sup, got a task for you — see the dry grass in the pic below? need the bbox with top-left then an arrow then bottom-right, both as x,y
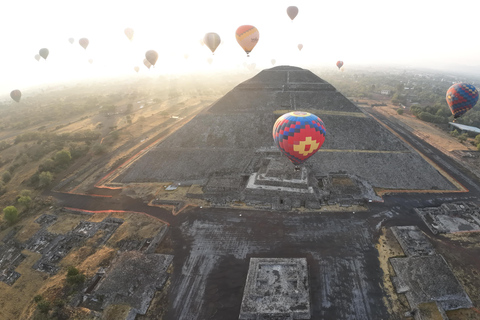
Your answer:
47,212 -> 87,234
102,304 -> 132,320
0,251 -> 45,320
447,308 -> 480,319
375,227 -> 410,318
417,302 -> 444,320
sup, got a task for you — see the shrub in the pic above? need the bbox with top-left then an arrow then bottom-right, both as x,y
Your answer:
3,206 -> 18,224
2,171 -> 11,183
396,109 -> 404,115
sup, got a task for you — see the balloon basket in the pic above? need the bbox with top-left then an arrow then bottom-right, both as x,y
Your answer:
294,166 -> 300,172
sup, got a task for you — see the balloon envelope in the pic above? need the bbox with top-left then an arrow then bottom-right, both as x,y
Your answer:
68,37 -> 74,44
134,66 -> 140,73
145,50 -> 158,66
39,48 -> 49,60
273,111 -> 326,166
336,61 -> 343,69
88,59 -> 93,64
79,38 -> 89,50
143,58 -> 152,69
235,25 -> 259,56
446,83 -> 479,118
203,32 -> 221,54
124,28 -> 134,40
298,44 -> 303,51
271,59 -> 276,66
287,6 -> 299,20
10,90 -> 21,102
34,54 -> 41,61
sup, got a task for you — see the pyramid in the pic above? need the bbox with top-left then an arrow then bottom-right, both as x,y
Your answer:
116,66 -> 456,205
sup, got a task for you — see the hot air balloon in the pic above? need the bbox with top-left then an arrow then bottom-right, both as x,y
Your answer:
273,111 -> 326,169
145,50 -> 158,66
336,61 -> 343,69
271,59 -> 276,66
10,90 -> 21,102
207,57 -> 213,65
446,83 -> 479,118
124,28 -> 134,41
143,58 -> 152,69
34,54 -> 41,61
184,54 -> 189,59
39,48 -> 49,60
203,32 -> 221,54
88,59 -> 93,64
287,6 -> 299,20
298,44 -> 303,51
134,66 -> 140,73
79,38 -> 89,50
68,38 -> 74,44
236,25 -> 259,56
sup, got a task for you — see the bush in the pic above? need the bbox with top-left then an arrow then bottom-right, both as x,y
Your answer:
3,206 -> 18,224
2,171 -> 11,183
66,266 -> 85,286
37,300 -> 51,314
38,171 -> 53,188
396,108 -> 404,115
34,295 -> 43,303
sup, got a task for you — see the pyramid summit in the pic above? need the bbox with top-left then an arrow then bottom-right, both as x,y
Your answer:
116,66 -> 456,208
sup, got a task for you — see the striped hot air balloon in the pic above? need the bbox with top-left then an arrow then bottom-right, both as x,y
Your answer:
446,83 -> 479,118
273,111 -> 326,168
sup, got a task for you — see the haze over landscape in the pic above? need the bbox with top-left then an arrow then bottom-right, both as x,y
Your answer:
2,0 -> 480,95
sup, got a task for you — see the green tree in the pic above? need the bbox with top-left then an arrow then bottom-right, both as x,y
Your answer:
458,133 -> 468,143
3,206 -> 18,224
54,150 -> 72,166
17,195 -> 31,208
2,171 -> 11,183
396,109 -> 404,115
66,266 -> 85,286
38,171 -> 53,188
37,300 -> 51,314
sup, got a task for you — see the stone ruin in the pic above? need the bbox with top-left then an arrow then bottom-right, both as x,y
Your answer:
80,251 -> 173,319
0,230 -> 25,285
415,202 -> 480,234
239,258 -> 311,320
389,226 -> 472,315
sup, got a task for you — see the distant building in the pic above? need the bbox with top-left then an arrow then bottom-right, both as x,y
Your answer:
449,122 -> 480,136
381,90 -> 390,95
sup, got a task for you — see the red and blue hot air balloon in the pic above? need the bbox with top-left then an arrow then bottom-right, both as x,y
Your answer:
446,83 -> 478,118
273,111 -> 326,169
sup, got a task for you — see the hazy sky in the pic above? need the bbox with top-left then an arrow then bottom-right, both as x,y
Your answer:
2,0 -> 480,96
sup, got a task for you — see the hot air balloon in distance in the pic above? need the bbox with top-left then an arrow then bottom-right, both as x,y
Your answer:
68,38 -> 74,44
34,54 -> 41,61
145,50 -> 158,67
236,25 -> 259,57
287,6 -> 299,20
207,57 -> 213,65
79,38 -> 89,50
124,28 -> 134,41
336,61 -> 343,69
88,59 -> 93,64
184,54 -> 189,59
39,48 -> 49,60
446,83 -> 479,119
143,58 -> 152,69
298,44 -> 303,51
134,66 -> 140,73
273,111 -> 326,170
203,32 -> 221,54
271,59 -> 276,66
10,90 -> 21,102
